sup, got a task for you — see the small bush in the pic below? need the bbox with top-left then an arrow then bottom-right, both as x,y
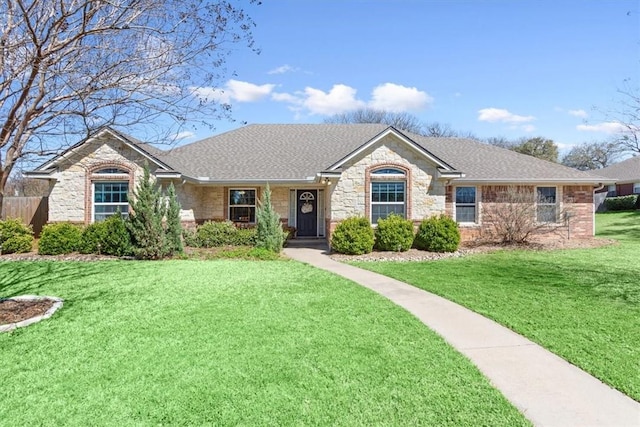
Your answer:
197,220 -> 239,247
414,215 -> 461,253
38,223 -> 83,255
101,214 -> 132,256
234,227 -> 257,246
331,217 -> 375,255
0,218 -> 33,254
3,234 -> 34,254
374,214 -> 414,252
182,228 -> 200,248
79,222 -> 108,254
605,195 -> 638,211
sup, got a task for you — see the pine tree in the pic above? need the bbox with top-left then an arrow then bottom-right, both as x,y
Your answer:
165,182 -> 183,255
126,165 -> 167,259
255,184 -> 284,253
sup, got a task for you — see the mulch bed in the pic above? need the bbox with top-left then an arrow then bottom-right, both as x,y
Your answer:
0,299 -> 56,325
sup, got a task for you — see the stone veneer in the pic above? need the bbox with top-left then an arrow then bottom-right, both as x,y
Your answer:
328,133 -> 446,228
48,135 -> 147,224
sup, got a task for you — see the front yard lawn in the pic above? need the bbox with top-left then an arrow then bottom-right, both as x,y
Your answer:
354,211 -> 640,401
0,260 -> 529,426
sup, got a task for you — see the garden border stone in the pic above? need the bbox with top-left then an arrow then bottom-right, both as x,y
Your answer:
0,295 -> 64,333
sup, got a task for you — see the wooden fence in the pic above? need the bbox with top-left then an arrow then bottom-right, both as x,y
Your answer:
1,197 -> 48,236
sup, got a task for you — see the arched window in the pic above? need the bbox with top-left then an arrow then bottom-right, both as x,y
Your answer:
370,167 -> 407,223
94,167 -> 129,174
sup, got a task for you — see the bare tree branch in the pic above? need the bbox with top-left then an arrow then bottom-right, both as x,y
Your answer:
0,0 -> 260,214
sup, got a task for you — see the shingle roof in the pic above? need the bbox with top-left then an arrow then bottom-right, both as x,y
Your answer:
595,156 -> 640,183
157,124 -> 609,184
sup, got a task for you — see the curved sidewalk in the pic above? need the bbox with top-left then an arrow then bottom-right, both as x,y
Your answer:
284,244 -> 640,427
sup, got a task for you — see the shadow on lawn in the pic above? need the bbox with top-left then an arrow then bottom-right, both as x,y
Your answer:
0,262 -> 109,298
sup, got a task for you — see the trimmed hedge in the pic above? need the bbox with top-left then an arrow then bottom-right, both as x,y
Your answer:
331,217 -> 375,255
38,223 -> 83,255
414,215 -> 460,253
196,220 -> 256,247
80,215 -> 132,256
604,195 -> 638,211
374,214 -> 414,252
0,218 -> 34,254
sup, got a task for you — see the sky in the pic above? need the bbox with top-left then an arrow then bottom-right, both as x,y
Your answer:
177,0 -> 639,154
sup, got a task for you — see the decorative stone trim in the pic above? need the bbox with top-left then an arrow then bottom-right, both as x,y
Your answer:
0,295 -> 64,333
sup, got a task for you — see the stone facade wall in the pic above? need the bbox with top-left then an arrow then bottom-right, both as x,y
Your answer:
49,135 -> 147,224
329,134 -> 446,223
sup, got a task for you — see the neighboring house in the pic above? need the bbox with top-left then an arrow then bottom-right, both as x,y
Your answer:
595,156 -> 640,197
26,124 -> 613,242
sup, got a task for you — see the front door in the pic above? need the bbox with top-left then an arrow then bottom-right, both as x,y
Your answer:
296,190 -> 317,237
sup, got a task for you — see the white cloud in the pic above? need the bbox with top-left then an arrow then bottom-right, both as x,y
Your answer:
293,84 -> 366,115
368,83 -> 433,112
478,108 -> 535,123
170,131 -> 195,140
576,122 -> 627,134
191,79 -> 275,104
568,109 -> 588,118
521,124 -> 536,133
268,64 -> 298,75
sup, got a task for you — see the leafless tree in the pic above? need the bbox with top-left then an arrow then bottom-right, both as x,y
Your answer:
482,186 -> 568,243
561,140 -> 623,170
324,108 -> 475,138
609,85 -> 640,154
0,0 -> 260,216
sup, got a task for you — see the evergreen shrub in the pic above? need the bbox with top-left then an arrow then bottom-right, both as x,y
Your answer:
255,185 -> 284,253
331,217 -> 374,255
38,223 -> 82,255
197,220 -> 239,247
0,218 -> 34,254
414,215 -> 460,253
374,214 -> 414,252
604,195 -> 637,211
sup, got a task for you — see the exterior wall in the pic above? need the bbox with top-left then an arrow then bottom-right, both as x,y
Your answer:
48,135 -> 147,224
328,134 -> 446,235
445,184 -> 595,243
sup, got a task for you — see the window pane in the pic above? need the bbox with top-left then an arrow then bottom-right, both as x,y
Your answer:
94,204 -> 129,222
230,206 -> 255,222
229,189 -> 256,206
537,187 -> 556,203
456,187 -> 476,204
372,204 -> 405,224
456,206 -> 476,223
537,205 -> 557,223
372,168 -> 405,175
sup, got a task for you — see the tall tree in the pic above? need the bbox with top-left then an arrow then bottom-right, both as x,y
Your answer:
323,108 -> 472,138
0,0 -> 260,216
513,137 -> 559,163
608,85 -> 640,154
561,140 -> 622,170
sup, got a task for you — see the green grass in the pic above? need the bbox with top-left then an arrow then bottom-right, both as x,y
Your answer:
0,260 -> 529,426
354,211 -> 640,401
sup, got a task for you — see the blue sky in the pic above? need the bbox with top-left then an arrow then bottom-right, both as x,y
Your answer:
181,0 -> 639,153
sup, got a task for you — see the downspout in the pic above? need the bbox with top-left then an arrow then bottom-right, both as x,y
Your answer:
592,183 -> 606,236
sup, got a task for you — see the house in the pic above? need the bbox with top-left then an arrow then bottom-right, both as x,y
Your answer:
26,124 -> 613,242
595,156 -> 640,197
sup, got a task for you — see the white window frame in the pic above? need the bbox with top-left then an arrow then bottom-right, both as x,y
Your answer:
370,168 -> 407,224
536,186 -> 558,223
633,183 -> 640,194
454,186 -> 478,224
228,188 -> 257,223
92,181 -> 129,222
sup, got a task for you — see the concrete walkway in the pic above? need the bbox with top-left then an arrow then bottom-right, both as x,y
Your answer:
283,243 -> 640,427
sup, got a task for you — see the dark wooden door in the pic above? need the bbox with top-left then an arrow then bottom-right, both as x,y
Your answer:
296,190 -> 317,237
